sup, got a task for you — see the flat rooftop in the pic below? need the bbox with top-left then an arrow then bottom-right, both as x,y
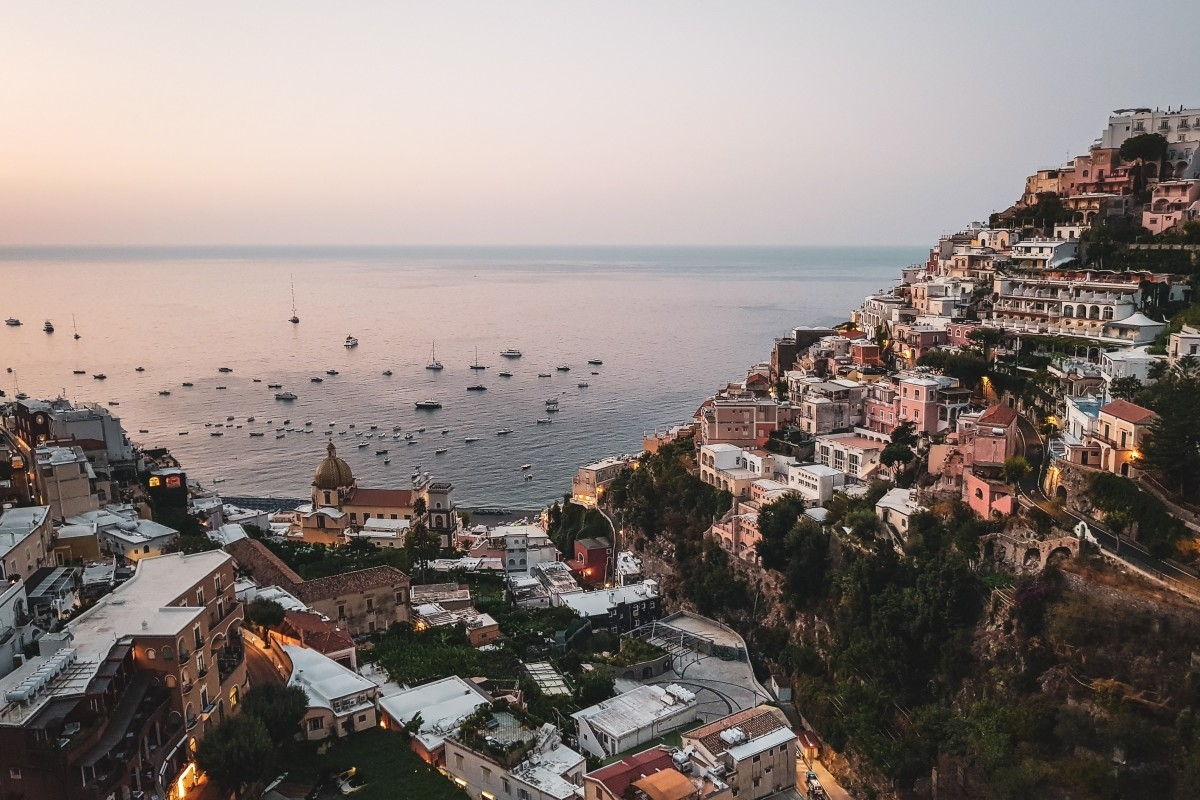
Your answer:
573,684 -> 696,738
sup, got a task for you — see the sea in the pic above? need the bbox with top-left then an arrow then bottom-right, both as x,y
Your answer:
0,246 -> 921,509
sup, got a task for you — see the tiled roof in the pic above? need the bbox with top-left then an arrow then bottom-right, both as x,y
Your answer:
281,610 -> 355,655
977,404 -> 1018,427
223,539 -> 303,592
345,488 -> 414,508
1100,399 -> 1156,425
586,746 -> 674,798
686,707 -> 786,755
294,565 -> 410,603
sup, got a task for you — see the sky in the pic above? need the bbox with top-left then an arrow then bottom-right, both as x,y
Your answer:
2,1 -> 1198,247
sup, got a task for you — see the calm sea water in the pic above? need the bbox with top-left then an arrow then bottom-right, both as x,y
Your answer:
0,247 -> 918,507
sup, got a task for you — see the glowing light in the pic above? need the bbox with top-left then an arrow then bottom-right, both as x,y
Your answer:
149,476 -> 162,487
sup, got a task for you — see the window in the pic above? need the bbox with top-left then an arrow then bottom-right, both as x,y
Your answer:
196,587 -> 205,606
359,714 -> 367,722
455,753 -> 464,770
230,687 -> 239,706
162,646 -> 174,660
338,605 -> 346,620
503,779 -> 511,794
308,718 -> 324,731
9,768 -> 21,780
519,791 -> 530,800
146,648 -> 156,660
482,767 -> 492,780
350,513 -> 358,524
366,597 -> 374,612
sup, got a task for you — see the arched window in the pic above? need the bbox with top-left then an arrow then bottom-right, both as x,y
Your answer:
1063,305 -> 1073,318
162,646 -> 174,660
143,545 -> 150,554
1089,306 -> 1100,319
146,648 -> 157,660
1102,307 -> 1114,320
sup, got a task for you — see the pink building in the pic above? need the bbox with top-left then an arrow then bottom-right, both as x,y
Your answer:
897,374 -> 942,434
1142,179 -> 1200,235
891,324 -> 947,368
864,380 -> 899,433
964,471 -> 1015,518
945,322 -> 979,349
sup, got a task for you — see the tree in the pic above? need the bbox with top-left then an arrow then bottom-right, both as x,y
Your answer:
405,522 -> 440,581
245,598 -> 286,633
576,665 -> 615,706
1002,456 -> 1032,486
967,327 -> 1006,364
240,684 -> 309,745
1142,377 -> 1200,495
413,497 -> 427,517
1108,376 -> 1144,401
195,714 -> 274,799
881,421 -> 919,470
1119,132 -> 1168,164
177,534 -> 221,554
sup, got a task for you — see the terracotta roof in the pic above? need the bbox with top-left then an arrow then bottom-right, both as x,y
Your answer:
293,565 -> 410,603
224,538 -> 303,591
841,329 -> 866,340
977,404 -> 1018,427
587,747 -> 674,799
345,488 -> 414,508
1100,399 -> 1156,425
686,707 -> 787,755
281,610 -> 355,655
633,770 -> 694,800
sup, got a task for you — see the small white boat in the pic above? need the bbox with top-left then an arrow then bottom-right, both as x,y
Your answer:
326,370 -> 339,376
524,474 -> 533,481
384,458 -> 391,464
344,335 -> 359,348
275,392 -> 298,401
536,418 -> 551,424
435,448 -> 448,454
498,371 -> 513,377
496,428 -> 513,436
588,359 -> 603,365
538,372 -> 551,378
520,464 -> 532,470
357,442 -> 369,448
500,348 -> 522,358
556,365 -> 570,372
464,436 -> 479,443
415,399 -> 442,409
441,428 -> 450,434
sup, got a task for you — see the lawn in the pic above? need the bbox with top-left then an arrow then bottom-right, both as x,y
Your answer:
291,728 -> 468,800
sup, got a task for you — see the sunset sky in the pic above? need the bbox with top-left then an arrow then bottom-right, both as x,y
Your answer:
3,1 -> 1197,246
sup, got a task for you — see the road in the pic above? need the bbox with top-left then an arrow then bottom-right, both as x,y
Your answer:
245,640 -> 286,688
1012,412 -> 1044,493
797,758 -> 852,800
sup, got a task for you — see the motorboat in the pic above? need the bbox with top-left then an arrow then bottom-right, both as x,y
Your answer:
213,478 -> 226,484
441,428 -> 449,434
545,398 -> 559,408
467,385 -> 487,392
268,383 -> 282,389
158,390 -> 171,396
4,318 -> 20,326
135,366 -> 145,372
275,392 -> 298,401
138,428 -> 148,433
500,349 -> 522,358
330,422 -> 337,427
588,359 -> 603,365
204,423 -> 213,428
383,370 -> 393,376
247,416 -> 255,422
426,341 -> 444,370
406,439 -> 416,445
227,416 -> 235,421
591,371 -> 599,375
250,432 -> 265,437
43,320 -> 54,333
435,448 -> 448,454
304,421 -> 313,426
357,442 -> 369,448
93,373 -> 107,380
536,418 -> 551,424
521,464 -> 532,470
417,427 -> 425,433
391,425 -> 400,431
216,385 -> 227,390
498,371 -> 513,378
375,449 -> 388,455
108,401 -> 120,406
577,382 -> 589,388
219,367 -> 233,373
311,376 -> 324,383
369,424 -> 378,430
384,458 -> 391,464
182,382 -> 194,387
276,433 -> 285,439
326,370 -> 339,376
210,431 -> 224,437
253,378 -> 262,383
464,436 -> 479,443
524,474 -> 533,481
72,369 -> 86,375
538,372 -> 551,378
556,365 -> 570,372
404,433 -> 414,440
496,428 -> 513,435
344,335 -> 359,348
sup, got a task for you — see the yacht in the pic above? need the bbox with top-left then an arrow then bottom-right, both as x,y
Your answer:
556,365 -> 570,372
4,318 -> 20,326
520,464 -> 532,470
288,275 -> 300,324
382,370 -> 393,376
219,367 -> 233,373
415,399 -> 442,410
588,359 -> 603,365
536,418 -> 552,424
310,376 -> 324,383
467,384 -> 487,392
326,370 -> 339,376
158,390 -> 171,396
182,382 -> 194,387
275,392 -> 297,401
426,341 -> 444,370
498,371 -> 513,378
496,428 -> 513,436
464,436 -> 480,443
43,320 -> 54,333
93,373 -> 107,380
344,335 -> 359,348
470,347 -> 486,370
500,349 -> 522,358
268,383 -> 282,389
537,372 -> 551,378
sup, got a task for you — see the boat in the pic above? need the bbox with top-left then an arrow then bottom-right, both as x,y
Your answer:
577,382 -> 589,388
283,418 -> 291,424
496,428 -> 513,435
210,431 -> 223,437
382,370 -> 393,376
426,341 -> 444,370
216,385 -> 227,390
43,320 -> 54,333
252,378 -> 262,383
330,422 -> 338,427
268,383 -> 282,389
537,372 -> 551,378
219,367 -> 233,373
182,382 -> 194,387
135,366 -> 145,372
311,377 -> 324,383
435,448 -> 448,454
369,424 -> 378,430
498,371 -> 513,378
108,401 -> 119,406
204,423 -> 213,428
417,427 -> 425,433
158,390 -> 171,396
384,458 -> 391,464
591,371 -> 599,375
441,428 -> 449,434
588,359 -> 603,365
247,416 -> 255,422
520,464 -> 532,470
4,318 -> 20,326
470,346 -> 486,370
390,425 -> 400,432
326,370 -> 339,376
250,432 -> 265,437
415,400 -> 442,409
501,349 -> 522,358
276,433 -> 285,439
304,421 -> 313,426
545,398 -> 559,408
72,315 -> 80,340
273,391 -> 297,401
213,478 -> 225,484
404,433 -> 414,440
467,385 -> 487,392
324,431 -> 332,436
344,335 -> 358,348
407,439 -> 416,445
556,365 -> 570,371
289,275 -> 300,324
357,442 -> 369,448
72,370 -> 85,375
93,373 -> 107,380
524,474 -> 533,481
227,416 -> 235,421
13,392 -> 27,400
138,428 -> 148,433
464,436 -> 479,443
546,406 -> 559,413
536,418 -> 551,424
375,449 -> 388,455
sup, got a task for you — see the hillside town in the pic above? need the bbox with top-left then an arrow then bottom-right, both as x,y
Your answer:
1,105 -> 1199,800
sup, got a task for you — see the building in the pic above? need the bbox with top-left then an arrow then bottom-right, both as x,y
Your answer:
697,394 -> 781,449
444,713 -> 586,800
681,706 -> 796,800
0,505 -> 52,581
378,675 -> 493,765
698,444 -> 757,499
1010,239 -> 1078,270
876,488 -> 926,542
785,463 -> 845,506
529,561 -> 583,605
66,505 -> 179,562
572,537 -> 612,583
1169,325 -> 1200,363
0,581 -> 40,681
483,524 -> 560,574
813,433 -> 886,482
572,457 -> 631,506
1142,179 -> 1200,234
344,517 -> 410,548
413,602 -> 501,648
558,581 -> 662,634
1100,346 -> 1167,383
1095,399 -> 1156,477
583,746 -> 730,800
11,399 -> 137,478
284,644 -> 378,741
21,566 -> 79,625
710,500 -> 763,564
33,445 -> 102,519
1099,106 -> 1200,180
275,610 -> 357,670
0,550 -> 246,800
292,566 -> 411,637
573,684 -> 699,759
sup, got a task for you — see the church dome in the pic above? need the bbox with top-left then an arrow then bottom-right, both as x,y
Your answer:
313,442 -> 354,490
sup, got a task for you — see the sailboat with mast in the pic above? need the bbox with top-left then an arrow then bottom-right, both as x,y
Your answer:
72,315 -> 81,340
469,346 -> 486,371
426,342 -> 443,371
288,275 -> 300,324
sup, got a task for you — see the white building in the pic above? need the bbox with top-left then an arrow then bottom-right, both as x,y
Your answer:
813,433 -> 886,481
345,517 -> 410,548
489,525 -> 560,574
33,445 -> 102,520
785,463 -> 846,506
1010,239 -> 1078,270
876,488 -> 927,541
378,675 -> 494,764
1169,325 -> 1200,363
67,506 -> 179,561
284,644 -> 378,741
573,684 -> 698,758
681,707 -> 797,800
1100,107 -> 1200,179
0,582 -> 41,680
445,716 -> 585,800
1101,346 -> 1168,383
0,506 -> 52,582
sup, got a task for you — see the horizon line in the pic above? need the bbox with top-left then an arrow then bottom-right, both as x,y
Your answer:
0,242 -> 929,250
